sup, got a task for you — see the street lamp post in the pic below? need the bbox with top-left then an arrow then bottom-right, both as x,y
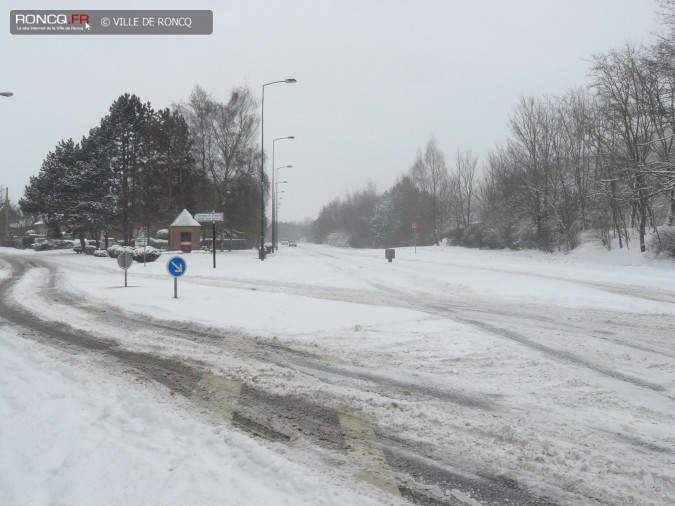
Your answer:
1,92 -> 13,243
275,187 -> 286,246
259,79 -> 296,260
273,166 -> 291,250
271,136 -> 294,253
276,180 -> 288,199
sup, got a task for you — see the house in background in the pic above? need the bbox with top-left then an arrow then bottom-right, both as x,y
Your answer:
33,220 -> 48,236
168,209 -> 201,253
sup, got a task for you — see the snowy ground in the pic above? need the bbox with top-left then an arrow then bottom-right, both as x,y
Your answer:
0,240 -> 674,505
0,328 -> 382,506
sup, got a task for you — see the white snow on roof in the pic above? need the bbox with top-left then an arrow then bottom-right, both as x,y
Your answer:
169,209 -> 200,227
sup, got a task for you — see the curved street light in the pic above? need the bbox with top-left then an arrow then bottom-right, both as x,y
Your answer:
274,166 -> 293,250
271,136 -> 294,252
259,79 -> 296,260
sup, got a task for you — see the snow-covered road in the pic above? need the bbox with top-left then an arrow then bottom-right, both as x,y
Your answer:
1,242 -> 673,505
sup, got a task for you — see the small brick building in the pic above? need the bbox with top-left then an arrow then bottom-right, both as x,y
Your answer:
169,209 -> 201,253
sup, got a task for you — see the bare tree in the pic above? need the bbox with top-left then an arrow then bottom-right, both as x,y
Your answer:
643,38 -> 675,225
553,88 -> 595,231
411,137 -> 449,245
452,149 -> 478,228
180,85 -> 261,242
590,45 -> 657,252
177,85 -> 217,207
209,87 -> 260,209
508,95 -> 559,249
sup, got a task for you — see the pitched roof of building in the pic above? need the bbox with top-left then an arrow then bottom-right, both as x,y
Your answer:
169,209 -> 201,227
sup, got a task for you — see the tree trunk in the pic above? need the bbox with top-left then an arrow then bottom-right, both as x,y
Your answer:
639,204 -> 647,253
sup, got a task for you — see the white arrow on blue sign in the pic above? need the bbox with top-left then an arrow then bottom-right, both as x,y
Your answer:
166,256 -> 187,277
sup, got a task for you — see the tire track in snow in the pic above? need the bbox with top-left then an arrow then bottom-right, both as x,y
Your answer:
0,253 -> 566,505
304,248 -> 670,394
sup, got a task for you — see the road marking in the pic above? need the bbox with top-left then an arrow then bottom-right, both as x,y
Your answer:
338,413 -> 401,497
190,373 -> 242,421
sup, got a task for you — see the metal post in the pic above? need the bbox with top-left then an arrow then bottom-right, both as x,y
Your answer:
174,277 -> 177,298
4,188 -> 8,245
260,84 -> 266,261
124,268 -> 127,287
271,139 -> 275,254
212,221 -> 216,268
274,169 -> 290,251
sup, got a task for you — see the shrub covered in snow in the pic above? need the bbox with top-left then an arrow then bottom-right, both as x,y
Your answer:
649,226 -> 675,258
107,244 -> 133,258
156,229 -> 169,240
132,246 -> 161,262
93,249 -> 110,258
33,239 -> 77,251
149,238 -> 168,250
446,222 -> 515,250
84,245 -> 96,255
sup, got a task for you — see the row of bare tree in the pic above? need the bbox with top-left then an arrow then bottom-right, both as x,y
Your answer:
409,139 -> 478,246
476,37 -> 674,252
410,4 -> 675,252
313,2 -> 675,253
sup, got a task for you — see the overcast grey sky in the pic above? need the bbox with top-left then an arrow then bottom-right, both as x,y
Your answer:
0,0 -> 662,222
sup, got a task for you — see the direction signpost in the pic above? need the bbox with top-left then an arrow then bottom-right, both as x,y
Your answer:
117,251 -> 133,287
195,212 -> 224,268
166,256 -> 187,298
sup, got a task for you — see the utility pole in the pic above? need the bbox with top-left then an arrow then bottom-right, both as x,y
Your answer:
4,188 -> 8,245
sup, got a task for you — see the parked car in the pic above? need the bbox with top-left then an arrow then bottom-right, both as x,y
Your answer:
288,240 -> 297,247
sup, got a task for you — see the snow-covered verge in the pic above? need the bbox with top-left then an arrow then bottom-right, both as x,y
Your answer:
1,241 -> 674,505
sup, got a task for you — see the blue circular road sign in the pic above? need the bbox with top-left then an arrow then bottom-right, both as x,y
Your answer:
166,256 -> 187,277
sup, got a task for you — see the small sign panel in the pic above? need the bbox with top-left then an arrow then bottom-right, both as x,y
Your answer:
194,212 -> 224,222
166,256 -> 187,277
117,252 -> 133,269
